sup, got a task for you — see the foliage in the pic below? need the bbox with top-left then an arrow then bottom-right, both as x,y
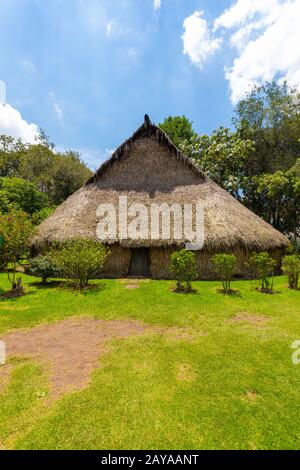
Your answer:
161,82 -> 300,239
28,254 -> 59,285
169,249 -> 197,292
51,238 -> 110,289
0,211 -> 33,289
0,177 -> 49,214
248,252 -> 277,291
159,116 -> 196,148
211,254 -> 237,293
282,255 -> 300,289
0,134 -> 92,206
244,163 -> 300,237
234,81 -> 300,175
181,127 -> 254,198
31,207 -> 55,226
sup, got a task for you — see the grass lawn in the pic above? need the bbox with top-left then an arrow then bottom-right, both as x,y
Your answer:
0,273 -> 299,450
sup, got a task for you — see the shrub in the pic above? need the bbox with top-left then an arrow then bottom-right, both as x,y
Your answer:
0,210 -> 33,292
282,255 -> 300,289
28,254 -> 59,285
211,254 -> 237,293
52,238 -> 109,289
248,252 -> 277,291
169,249 -> 197,292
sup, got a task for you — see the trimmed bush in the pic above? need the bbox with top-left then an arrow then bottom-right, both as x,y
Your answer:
282,255 -> 300,289
211,253 -> 237,293
248,252 -> 276,292
169,249 -> 197,292
28,255 -> 59,285
51,238 -> 109,289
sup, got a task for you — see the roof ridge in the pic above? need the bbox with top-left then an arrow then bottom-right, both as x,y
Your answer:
85,115 -> 206,185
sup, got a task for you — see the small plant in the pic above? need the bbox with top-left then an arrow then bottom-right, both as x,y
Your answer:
51,238 -> 110,289
0,210 -> 33,294
28,254 -> 59,285
248,252 -> 277,292
282,255 -> 300,290
169,249 -> 197,292
211,253 -> 237,294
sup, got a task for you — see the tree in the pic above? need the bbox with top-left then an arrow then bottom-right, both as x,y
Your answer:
0,135 -> 25,177
159,116 -> 196,148
28,254 -> 59,285
0,211 -> 33,291
0,135 -> 92,206
169,249 -> 197,292
282,255 -> 300,290
181,128 -> 254,199
0,177 -> 49,214
211,254 -> 237,293
51,238 -> 109,289
241,161 -> 300,241
248,252 -> 277,292
233,81 -> 300,175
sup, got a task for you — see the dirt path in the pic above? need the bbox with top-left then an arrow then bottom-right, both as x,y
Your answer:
0,318 -> 148,398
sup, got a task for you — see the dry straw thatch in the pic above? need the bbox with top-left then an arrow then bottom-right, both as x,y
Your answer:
32,115 -> 289,278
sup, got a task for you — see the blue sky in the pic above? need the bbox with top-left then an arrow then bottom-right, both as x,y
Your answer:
0,0 -> 299,169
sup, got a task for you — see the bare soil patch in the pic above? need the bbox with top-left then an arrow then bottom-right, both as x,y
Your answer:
0,318 -> 148,398
240,390 -> 260,403
228,312 -> 268,326
176,363 -> 196,382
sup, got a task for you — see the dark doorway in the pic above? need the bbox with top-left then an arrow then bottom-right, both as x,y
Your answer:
129,248 -> 149,277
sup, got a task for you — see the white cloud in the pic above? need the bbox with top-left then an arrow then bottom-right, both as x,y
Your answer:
214,0 -> 280,30
182,11 -> 222,69
49,92 -> 64,126
106,20 -> 114,37
0,80 -> 6,104
128,47 -> 137,58
154,0 -> 161,10
0,103 -> 39,143
182,0 -> 300,103
20,59 -> 36,73
221,0 -> 300,103
105,19 -> 128,39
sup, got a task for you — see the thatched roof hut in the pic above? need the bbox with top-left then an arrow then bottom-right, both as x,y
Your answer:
32,115 -> 289,279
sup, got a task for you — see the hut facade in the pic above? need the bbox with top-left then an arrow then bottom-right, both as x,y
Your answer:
32,116 -> 289,279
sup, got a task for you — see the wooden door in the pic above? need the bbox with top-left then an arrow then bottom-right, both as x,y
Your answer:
129,248 -> 149,277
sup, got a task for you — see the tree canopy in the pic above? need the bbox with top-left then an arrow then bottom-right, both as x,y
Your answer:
160,82 -> 300,243
0,133 -> 92,207
159,116 -> 196,149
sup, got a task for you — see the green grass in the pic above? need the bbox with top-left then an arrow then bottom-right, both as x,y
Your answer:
0,273 -> 299,449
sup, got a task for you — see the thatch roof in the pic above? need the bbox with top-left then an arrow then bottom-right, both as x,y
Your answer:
32,115 -> 289,251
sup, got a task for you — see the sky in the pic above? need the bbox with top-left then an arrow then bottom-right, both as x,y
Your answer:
0,0 -> 299,169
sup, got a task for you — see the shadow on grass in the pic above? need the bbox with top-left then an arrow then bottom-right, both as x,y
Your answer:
216,289 -> 241,297
170,287 -> 199,295
27,278 -> 107,295
29,280 -> 64,290
80,282 -> 107,296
